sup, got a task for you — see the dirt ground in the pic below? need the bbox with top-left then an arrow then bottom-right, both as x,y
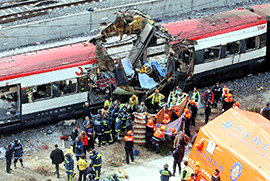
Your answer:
0,89 -> 268,181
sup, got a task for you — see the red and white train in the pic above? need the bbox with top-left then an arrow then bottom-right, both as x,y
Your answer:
0,4 -> 269,132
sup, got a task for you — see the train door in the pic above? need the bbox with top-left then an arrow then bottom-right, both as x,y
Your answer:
0,84 -> 21,126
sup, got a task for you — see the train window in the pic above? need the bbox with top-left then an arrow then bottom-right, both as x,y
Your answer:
78,76 -> 89,92
226,41 -> 240,55
204,46 -> 220,62
195,50 -> 204,64
0,85 -> 19,119
245,37 -> 256,51
33,84 -> 52,100
259,33 -> 266,48
60,79 -> 77,95
52,82 -> 61,98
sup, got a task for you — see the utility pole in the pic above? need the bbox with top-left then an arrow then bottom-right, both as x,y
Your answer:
87,8 -> 94,32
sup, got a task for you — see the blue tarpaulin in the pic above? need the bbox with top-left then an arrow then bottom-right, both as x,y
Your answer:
122,58 -> 135,78
150,60 -> 166,77
138,73 -> 158,89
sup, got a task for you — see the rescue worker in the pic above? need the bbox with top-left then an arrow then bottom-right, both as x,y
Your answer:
71,125 -> 80,142
183,108 -> 191,137
94,114 -> 104,147
138,102 -> 147,113
205,98 -> 213,124
115,113 -> 122,142
64,153 -> 75,181
168,89 -> 178,107
171,108 -> 179,121
77,154 -> 88,181
188,101 -> 197,127
203,88 -> 214,106
89,150 -> 102,181
178,90 -> 188,104
103,114 -> 113,145
159,163 -> 172,181
211,169 -> 221,181
111,103 -> 120,142
222,93 -> 234,112
83,102 -> 92,120
221,86 -> 230,102
180,161 -> 191,181
73,136 -> 84,161
5,143 -> 13,174
163,113 -> 171,124
104,97 -> 113,110
145,118 -> 155,149
147,89 -> 165,112
124,130 -> 134,164
233,102 -> 241,109
187,173 -> 196,181
110,173 -> 119,181
13,139 -> 24,169
212,82 -> 222,108
175,86 -> 181,95
129,94 -> 139,112
260,103 -> 270,120
152,125 -> 166,153
120,112 -> 128,133
50,144 -> 64,178
172,144 -> 184,176
83,116 -> 93,132
194,161 -> 202,181
191,87 -> 201,108
86,163 -> 96,181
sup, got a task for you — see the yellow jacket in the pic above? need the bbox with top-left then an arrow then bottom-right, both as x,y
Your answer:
77,158 -> 88,170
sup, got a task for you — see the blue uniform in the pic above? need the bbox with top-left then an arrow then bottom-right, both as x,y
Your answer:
13,142 -> 24,168
89,152 -> 102,180
64,157 -> 74,181
160,168 -> 172,181
73,140 -> 84,160
103,118 -> 113,144
94,119 -> 104,147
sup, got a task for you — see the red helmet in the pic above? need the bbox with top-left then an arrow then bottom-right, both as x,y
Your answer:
235,102 -> 240,107
127,130 -> 133,136
164,114 -> 170,120
224,88 -> 228,93
184,108 -> 190,113
148,119 -> 153,125
189,100 -> 195,105
228,93 -> 233,98
175,107 -> 179,111
170,127 -> 176,132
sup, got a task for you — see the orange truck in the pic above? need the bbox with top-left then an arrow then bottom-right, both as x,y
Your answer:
188,108 -> 270,181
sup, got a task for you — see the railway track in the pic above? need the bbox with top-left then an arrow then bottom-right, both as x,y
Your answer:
0,0 -> 93,24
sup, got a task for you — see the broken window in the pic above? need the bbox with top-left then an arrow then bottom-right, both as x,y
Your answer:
61,79 -> 77,95
226,41 -> 240,55
0,85 -> 19,118
33,84 -> 52,100
259,33 -> 266,48
178,50 -> 193,73
78,76 -> 89,92
245,37 -> 256,51
204,46 -> 220,62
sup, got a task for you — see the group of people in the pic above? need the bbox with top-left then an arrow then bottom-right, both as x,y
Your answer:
4,82 -> 245,181
50,144 -> 104,181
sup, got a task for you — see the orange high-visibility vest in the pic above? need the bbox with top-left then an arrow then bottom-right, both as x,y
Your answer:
124,136 -> 134,142
153,128 -> 165,138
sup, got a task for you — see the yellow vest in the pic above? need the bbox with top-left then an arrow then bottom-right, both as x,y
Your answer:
77,158 -> 88,170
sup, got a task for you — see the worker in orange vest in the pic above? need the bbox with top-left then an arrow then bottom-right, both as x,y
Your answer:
222,93 -> 234,112
233,102 -> 240,109
124,130 -> 134,164
152,125 -> 166,153
187,173 -> 196,181
145,119 -> 155,149
194,161 -> 202,181
183,108 -> 191,137
163,113 -> 171,124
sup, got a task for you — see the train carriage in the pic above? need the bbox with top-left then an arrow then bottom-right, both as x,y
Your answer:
164,8 -> 268,85
0,42 -> 98,132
